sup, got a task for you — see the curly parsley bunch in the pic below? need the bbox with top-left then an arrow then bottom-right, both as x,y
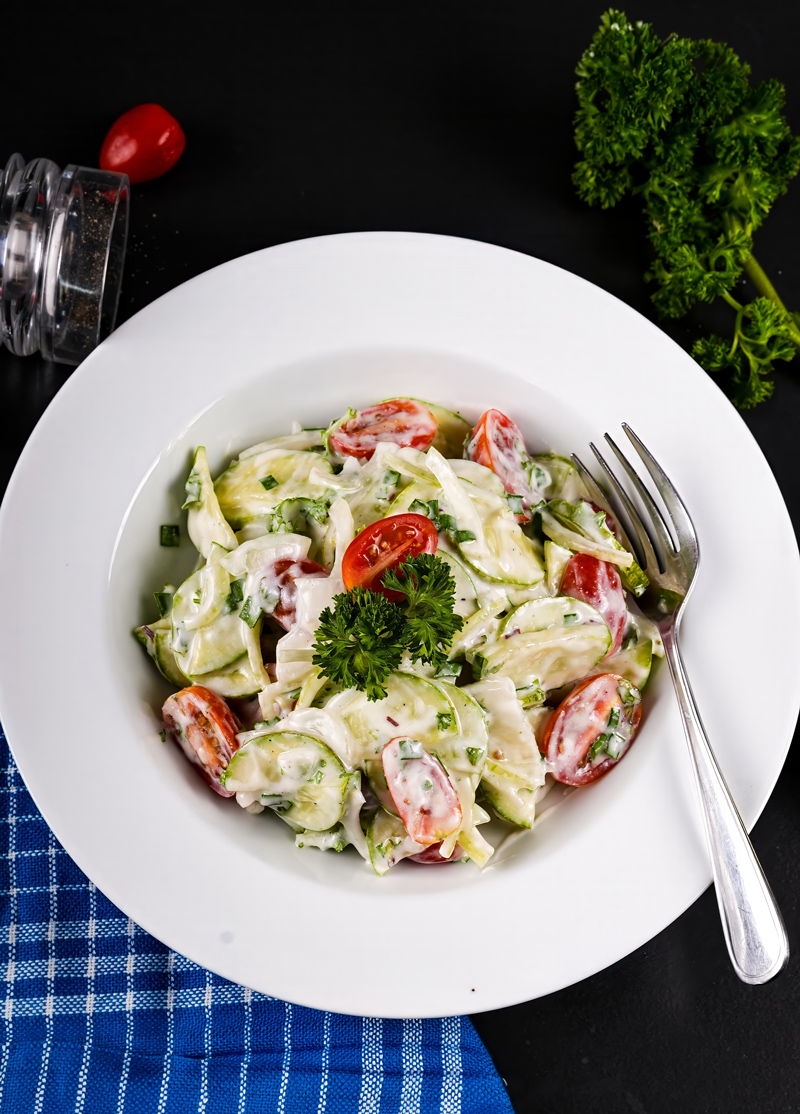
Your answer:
573,9 -> 800,406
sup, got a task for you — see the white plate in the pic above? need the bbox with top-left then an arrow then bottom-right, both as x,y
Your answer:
0,232 -> 797,1018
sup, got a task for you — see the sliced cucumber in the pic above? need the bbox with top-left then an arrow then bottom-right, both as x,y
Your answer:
444,685 -> 488,776
437,549 -> 479,618
592,638 -> 653,689
332,672 -> 459,760
531,454 -> 588,502
214,449 -> 334,529
223,731 -> 348,831
476,597 -> 611,694
363,758 -> 399,816
366,809 -> 420,875
448,458 -> 506,496
195,655 -> 264,698
480,761 -> 538,829
172,567 -> 250,675
154,630 -> 191,687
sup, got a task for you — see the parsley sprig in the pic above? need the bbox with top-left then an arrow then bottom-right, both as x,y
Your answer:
573,9 -> 800,407
312,555 -> 464,701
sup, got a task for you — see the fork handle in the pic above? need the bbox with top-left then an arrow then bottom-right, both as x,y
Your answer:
662,625 -> 789,984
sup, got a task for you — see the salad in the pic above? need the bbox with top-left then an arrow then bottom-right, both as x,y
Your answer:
135,399 -> 662,873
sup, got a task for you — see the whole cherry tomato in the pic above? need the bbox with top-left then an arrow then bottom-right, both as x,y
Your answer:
542,673 -> 642,787
330,399 -> 437,460
162,685 -> 240,797
382,737 -> 462,844
466,408 -> 536,521
100,104 -> 186,184
561,553 -> 627,656
342,513 -> 438,597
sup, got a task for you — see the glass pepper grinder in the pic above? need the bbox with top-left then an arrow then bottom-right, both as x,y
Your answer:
0,153 -> 129,365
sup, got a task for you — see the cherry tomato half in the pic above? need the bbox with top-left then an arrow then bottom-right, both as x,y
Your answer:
100,104 -> 186,184
382,737 -> 462,844
329,399 -> 437,460
466,409 -> 536,521
543,673 -> 642,787
561,553 -> 627,657
259,556 -> 328,631
162,685 -> 240,797
342,513 -> 437,597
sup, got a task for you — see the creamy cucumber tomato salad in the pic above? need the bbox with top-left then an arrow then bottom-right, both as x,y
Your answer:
136,399 -> 662,874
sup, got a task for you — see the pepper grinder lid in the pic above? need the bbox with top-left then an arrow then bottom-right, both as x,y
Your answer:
0,153 -> 129,365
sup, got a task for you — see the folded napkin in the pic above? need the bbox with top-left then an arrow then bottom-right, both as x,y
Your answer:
0,727 -> 513,1113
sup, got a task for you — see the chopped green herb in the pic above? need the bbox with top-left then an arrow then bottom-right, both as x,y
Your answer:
154,590 -> 174,618
182,469 -> 202,508
158,729 -> 166,742
507,494 -> 524,515
423,779 -> 433,791
240,596 -> 263,628
436,712 -> 454,731
160,525 -> 180,547
466,746 -> 483,767
408,499 -> 430,516
607,706 -> 621,729
435,659 -> 462,680
224,577 -> 245,613
259,475 -> 279,490
398,738 -> 425,760
454,529 -> 476,544
383,470 -> 401,489
563,612 -> 578,624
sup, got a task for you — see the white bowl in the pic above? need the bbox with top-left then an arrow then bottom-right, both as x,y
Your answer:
1,232 -> 797,1018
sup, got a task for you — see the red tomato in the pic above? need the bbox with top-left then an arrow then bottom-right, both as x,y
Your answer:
561,553 -> 627,656
100,104 -> 186,184
342,513 -> 437,597
329,399 -> 437,460
259,556 -> 328,631
543,674 -> 642,787
466,409 -> 535,521
382,737 -> 462,844
409,841 -> 466,864
162,685 -> 240,797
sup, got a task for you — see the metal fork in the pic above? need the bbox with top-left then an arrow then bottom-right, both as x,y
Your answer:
573,424 -> 789,985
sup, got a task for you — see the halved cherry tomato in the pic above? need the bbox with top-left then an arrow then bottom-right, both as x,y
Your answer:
259,556 -> 328,630
466,409 -> 536,521
382,737 -> 462,844
409,841 -> 466,864
561,553 -> 627,656
100,104 -> 186,184
342,513 -> 437,598
162,686 -> 240,797
543,673 -> 642,787
329,399 -> 437,460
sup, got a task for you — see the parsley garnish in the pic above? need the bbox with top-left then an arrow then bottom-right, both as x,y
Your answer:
312,555 -> 464,700
573,10 -> 800,407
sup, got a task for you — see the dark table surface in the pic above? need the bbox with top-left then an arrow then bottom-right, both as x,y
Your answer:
4,2 -> 800,1111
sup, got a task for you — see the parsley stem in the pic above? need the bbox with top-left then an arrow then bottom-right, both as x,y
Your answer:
743,255 -> 800,348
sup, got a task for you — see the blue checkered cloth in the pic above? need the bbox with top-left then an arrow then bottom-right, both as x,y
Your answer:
0,726 -> 513,1113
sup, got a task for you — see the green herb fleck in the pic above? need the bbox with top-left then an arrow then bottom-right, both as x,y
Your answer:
466,746 -> 483,767
160,525 -> 180,547
154,590 -> 174,618
260,475 -> 279,490
436,712 -> 454,732
225,577 -> 245,613
240,596 -> 263,628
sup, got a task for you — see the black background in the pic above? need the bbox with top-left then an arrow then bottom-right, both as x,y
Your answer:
3,2 -> 800,1111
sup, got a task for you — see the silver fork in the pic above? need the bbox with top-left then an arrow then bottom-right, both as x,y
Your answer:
573,424 -> 789,985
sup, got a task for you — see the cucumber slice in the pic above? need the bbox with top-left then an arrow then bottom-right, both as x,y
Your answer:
444,685 -> 488,776
531,455 -> 588,502
214,450 -> 334,529
480,761 -> 538,829
387,479 -> 440,516
592,638 -> 653,689
447,459 -> 506,496
437,550 -> 479,618
366,809 -> 421,875
383,398 -> 471,459
363,758 -> 399,816
154,630 -> 191,687
332,672 -> 459,760
476,597 -> 611,694
193,655 -> 263,698
223,731 -> 348,831
172,568 -> 250,675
